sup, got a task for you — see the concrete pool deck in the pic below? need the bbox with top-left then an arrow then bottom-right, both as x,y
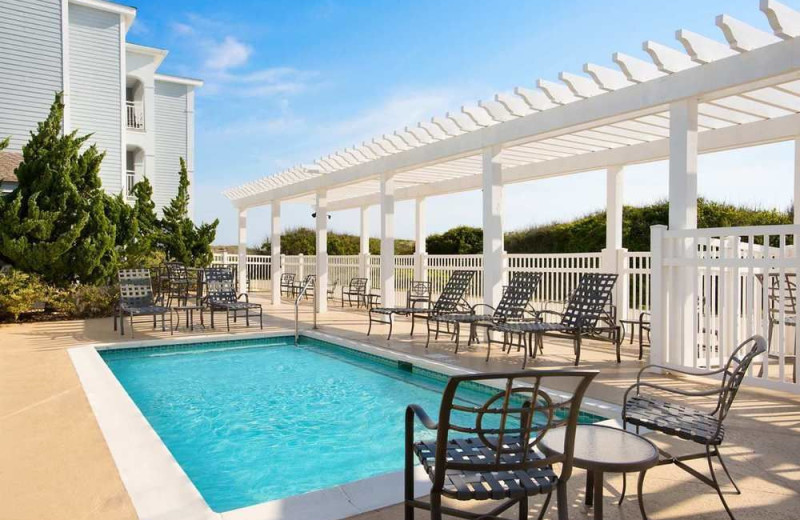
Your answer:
1,294 -> 798,519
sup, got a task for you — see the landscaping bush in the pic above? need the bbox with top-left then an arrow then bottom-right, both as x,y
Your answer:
258,228 -> 414,255
0,269 -> 48,321
46,284 -> 116,319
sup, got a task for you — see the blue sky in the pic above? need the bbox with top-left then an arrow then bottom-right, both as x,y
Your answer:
126,0 -> 798,246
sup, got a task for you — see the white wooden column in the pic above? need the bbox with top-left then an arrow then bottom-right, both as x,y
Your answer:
316,191 -> 328,313
359,205 -> 370,280
415,197 -> 427,281
795,137 -> 800,225
668,98 -> 699,365
483,146 -> 504,308
237,208 -> 248,294
270,202 -> 282,305
380,172 -> 396,307
602,165 -> 627,318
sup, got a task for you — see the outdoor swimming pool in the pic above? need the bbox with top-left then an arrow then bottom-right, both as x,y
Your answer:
101,336 -> 605,513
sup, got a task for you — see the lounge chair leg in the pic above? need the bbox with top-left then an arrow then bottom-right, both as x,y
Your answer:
169,312 -> 173,335
130,315 -> 135,339
454,323 -> 461,353
430,493 -> 442,520
119,312 -> 124,336
707,445 -> 737,520
153,315 -> 157,329
425,320 -> 432,348
161,313 -> 165,332
387,314 -> 393,340
367,312 -> 373,336
616,326 -> 622,363
113,309 -> 117,332
260,308 -> 263,329
574,334 -> 581,366
410,314 -> 415,336
246,308 -> 250,327
210,309 -> 215,329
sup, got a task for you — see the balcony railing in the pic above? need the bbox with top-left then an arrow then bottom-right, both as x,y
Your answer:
126,100 -> 144,130
126,169 -> 136,198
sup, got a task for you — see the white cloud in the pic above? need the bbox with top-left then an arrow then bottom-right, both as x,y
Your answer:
205,36 -> 252,71
171,22 -> 194,35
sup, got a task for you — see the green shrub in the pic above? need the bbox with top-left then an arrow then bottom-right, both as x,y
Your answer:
47,284 -> 116,319
0,269 -> 48,321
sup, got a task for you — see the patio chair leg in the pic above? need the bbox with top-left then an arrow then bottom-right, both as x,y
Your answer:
616,327 -> 622,363
707,445 -> 737,520
161,313 -> 165,332
535,491 -> 552,520
130,315 -> 135,339
518,494 -> 528,520
119,312 -> 124,336
485,332 -> 492,361
410,314 -> 415,336
574,334 -> 582,366
210,309 -> 215,329
153,315 -> 157,329
715,448 -> 741,494
556,481 -> 568,520
367,312 -> 374,336
260,308 -> 263,329
246,308 -> 250,327
430,493 -> 442,520
425,320 -> 432,348
454,323 -> 461,353
387,314 -> 393,340
113,309 -> 117,332
169,312 -> 173,335
226,312 -> 231,332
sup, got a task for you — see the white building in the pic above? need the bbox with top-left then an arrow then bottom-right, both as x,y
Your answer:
0,0 -> 202,215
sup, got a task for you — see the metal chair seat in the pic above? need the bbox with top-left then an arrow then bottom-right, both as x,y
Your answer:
436,313 -> 492,324
210,300 -> 260,310
414,436 -> 557,501
625,394 -> 725,445
371,306 -> 433,315
120,304 -> 170,316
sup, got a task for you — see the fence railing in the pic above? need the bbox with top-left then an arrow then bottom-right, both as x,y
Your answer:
620,251 -> 652,321
653,224 -> 798,393
126,100 -> 144,130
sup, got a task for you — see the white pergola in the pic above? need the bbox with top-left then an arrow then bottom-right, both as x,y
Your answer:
225,0 -> 800,314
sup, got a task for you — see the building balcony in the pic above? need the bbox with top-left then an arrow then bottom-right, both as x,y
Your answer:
126,100 -> 145,130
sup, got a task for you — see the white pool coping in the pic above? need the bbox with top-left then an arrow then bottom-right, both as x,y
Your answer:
69,330 -> 622,520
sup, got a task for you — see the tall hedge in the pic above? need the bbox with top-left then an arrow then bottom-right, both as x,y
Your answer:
258,227 -> 414,255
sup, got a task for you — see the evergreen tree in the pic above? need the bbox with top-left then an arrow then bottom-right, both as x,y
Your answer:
159,158 -> 218,267
0,136 -> 8,152
0,93 -> 117,285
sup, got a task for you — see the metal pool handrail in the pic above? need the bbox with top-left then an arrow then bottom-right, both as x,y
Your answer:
294,276 -> 318,345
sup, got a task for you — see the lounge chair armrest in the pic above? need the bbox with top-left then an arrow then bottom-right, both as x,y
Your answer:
406,404 -> 438,430
237,293 -> 249,302
636,363 -> 726,382
469,303 -> 495,315
628,381 -> 723,398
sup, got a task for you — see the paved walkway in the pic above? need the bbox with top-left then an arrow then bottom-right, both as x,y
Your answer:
1,295 -> 798,519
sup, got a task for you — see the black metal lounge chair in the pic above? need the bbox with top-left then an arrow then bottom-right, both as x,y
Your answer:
623,335 -> 767,520
327,280 -> 339,300
368,270 -> 475,340
494,273 -> 621,367
280,273 -> 296,298
292,274 -> 315,299
756,273 -> 796,383
405,369 -> 597,520
342,277 -> 368,308
204,266 -> 263,331
115,269 -> 172,338
435,272 -> 542,356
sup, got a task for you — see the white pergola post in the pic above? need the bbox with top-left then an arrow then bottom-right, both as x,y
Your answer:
316,190 -> 328,313
380,172 -> 396,307
270,202 -> 282,305
415,197 -> 427,281
483,146 -> 504,308
360,205 -> 370,281
237,208 -> 248,294
602,165 -> 627,318
795,137 -> 800,226
667,98 -> 699,364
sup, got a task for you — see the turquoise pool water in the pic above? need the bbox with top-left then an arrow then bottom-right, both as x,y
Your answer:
101,336 -> 604,512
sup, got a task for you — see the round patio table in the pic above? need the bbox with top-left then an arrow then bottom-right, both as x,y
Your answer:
540,424 -> 659,520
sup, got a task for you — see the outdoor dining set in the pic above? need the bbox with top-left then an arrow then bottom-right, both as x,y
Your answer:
113,262 -> 263,338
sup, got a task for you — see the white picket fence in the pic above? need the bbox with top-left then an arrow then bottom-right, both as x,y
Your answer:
652,224 -> 798,393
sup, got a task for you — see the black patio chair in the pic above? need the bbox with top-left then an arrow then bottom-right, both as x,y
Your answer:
622,335 -> 767,520
494,273 -> 621,367
327,280 -> 339,301
435,272 -> 542,356
115,269 -> 171,338
292,274 -> 315,299
406,369 -> 598,520
406,280 -> 432,310
342,277 -> 368,308
164,261 -> 192,306
368,270 -> 476,340
204,266 -> 263,331
280,273 -> 296,298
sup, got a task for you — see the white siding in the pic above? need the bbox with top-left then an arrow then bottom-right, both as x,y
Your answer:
0,0 -> 63,151
154,81 -> 188,212
69,4 -> 122,195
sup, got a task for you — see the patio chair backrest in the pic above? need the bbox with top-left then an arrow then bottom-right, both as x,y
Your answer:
428,369 -> 597,490
432,271 -> 476,314
281,273 -> 295,285
715,335 -> 767,422
118,269 -> 156,308
760,273 -> 797,318
494,272 -> 542,322
204,266 -> 237,303
409,281 -> 432,299
348,277 -> 368,292
165,262 -> 189,283
560,273 -> 618,329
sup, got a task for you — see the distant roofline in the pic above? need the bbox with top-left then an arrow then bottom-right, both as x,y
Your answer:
154,74 -> 204,88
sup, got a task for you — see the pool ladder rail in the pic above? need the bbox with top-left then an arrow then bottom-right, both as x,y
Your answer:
294,276 -> 318,345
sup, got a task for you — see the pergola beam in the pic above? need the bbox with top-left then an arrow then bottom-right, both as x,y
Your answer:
227,37 -> 800,209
